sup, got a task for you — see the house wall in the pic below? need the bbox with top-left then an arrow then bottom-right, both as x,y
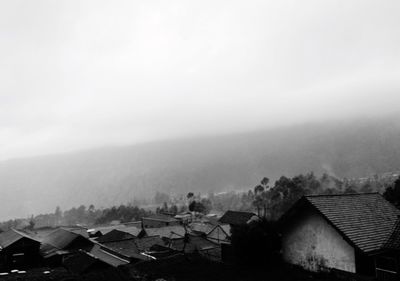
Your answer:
282,208 -> 355,273
0,238 -> 42,270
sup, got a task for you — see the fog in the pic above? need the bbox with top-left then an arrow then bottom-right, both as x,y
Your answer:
1,0 -> 400,160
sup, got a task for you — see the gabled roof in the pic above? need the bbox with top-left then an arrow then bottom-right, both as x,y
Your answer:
219,211 -> 257,225
41,228 -> 86,249
123,226 -> 142,237
100,236 -> 164,260
96,229 -> 136,243
283,193 -> 400,253
206,224 -> 231,242
0,229 -> 40,249
40,228 -> 92,258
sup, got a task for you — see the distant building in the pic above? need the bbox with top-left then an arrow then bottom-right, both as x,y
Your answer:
0,229 -> 42,270
40,228 -> 93,266
280,193 -> 400,279
206,224 -> 231,244
142,215 -> 181,228
169,233 -> 221,261
96,229 -> 136,244
63,246 -> 130,275
219,211 -> 257,229
140,225 -> 186,242
99,236 -> 164,262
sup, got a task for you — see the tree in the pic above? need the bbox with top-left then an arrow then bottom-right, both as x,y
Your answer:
253,177 -> 270,218
383,177 -> 400,209
55,206 -> 62,226
28,216 -> 35,230
169,204 -> 178,215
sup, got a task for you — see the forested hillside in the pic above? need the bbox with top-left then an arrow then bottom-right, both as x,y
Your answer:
1,116 -> 400,219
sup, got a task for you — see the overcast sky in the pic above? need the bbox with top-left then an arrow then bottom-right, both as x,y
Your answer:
1,0 -> 400,160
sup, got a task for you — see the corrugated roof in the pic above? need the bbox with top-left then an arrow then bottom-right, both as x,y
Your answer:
144,226 -> 186,239
189,222 -> 214,234
41,228 -> 80,249
142,215 -> 179,223
170,234 -> 219,253
89,244 -> 130,267
100,236 -> 163,260
122,226 -> 142,237
303,193 -> 400,253
40,228 -> 92,257
0,229 -> 40,249
219,211 -> 256,225
96,229 -> 136,243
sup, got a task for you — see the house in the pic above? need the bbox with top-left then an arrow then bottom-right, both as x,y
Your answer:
99,236 -> 164,262
142,215 -> 181,228
40,228 -> 93,266
0,229 -> 42,270
169,233 -> 221,261
189,222 -> 215,236
280,193 -> 400,279
206,224 -> 231,244
219,211 -> 257,227
140,225 -> 186,241
96,229 -> 136,244
63,245 -> 130,275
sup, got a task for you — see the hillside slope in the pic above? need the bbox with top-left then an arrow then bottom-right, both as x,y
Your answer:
1,117 -> 400,219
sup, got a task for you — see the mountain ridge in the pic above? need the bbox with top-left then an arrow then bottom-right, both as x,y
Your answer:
1,116 -> 400,220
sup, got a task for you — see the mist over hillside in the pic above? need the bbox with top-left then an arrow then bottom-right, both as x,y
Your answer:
1,116 -> 400,220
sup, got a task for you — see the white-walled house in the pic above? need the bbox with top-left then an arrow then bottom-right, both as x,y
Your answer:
280,193 -> 400,279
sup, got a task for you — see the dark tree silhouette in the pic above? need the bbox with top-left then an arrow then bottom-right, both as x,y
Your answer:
383,177 -> 400,209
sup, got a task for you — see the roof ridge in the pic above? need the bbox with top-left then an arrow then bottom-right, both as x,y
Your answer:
305,192 -> 379,197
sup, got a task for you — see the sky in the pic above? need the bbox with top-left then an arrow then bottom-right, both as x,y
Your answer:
1,0 -> 400,160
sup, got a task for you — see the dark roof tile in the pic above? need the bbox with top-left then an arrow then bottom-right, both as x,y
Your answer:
304,193 -> 400,253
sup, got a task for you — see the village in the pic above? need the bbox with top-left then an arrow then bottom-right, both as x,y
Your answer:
0,175 -> 400,281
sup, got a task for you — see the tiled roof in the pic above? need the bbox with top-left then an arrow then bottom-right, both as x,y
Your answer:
0,229 -> 40,249
303,193 -> 400,253
383,219 -> 400,250
219,211 -> 256,225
